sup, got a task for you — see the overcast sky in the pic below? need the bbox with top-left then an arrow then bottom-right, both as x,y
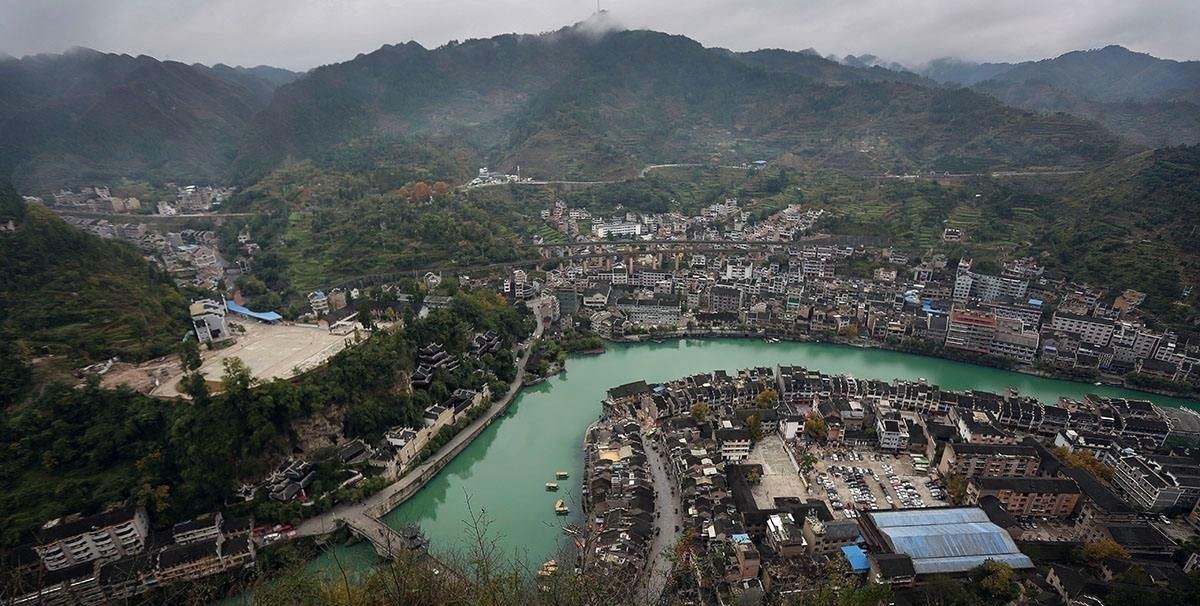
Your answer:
1,0 -> 1197,71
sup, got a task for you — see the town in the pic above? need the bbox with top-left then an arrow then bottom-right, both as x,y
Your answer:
527,196 -> 1197,393
582,364 -> 1200,604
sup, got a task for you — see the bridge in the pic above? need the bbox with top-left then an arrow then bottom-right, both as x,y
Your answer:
344,513 -> 420,559
532,235 -> 888,257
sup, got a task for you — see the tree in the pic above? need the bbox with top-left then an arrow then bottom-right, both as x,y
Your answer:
791,558 -> 892,606
221,357 -> 254,395
432,181 -> 451,198
944,473 -> 968,504
755,388 -> 778,409
747,414 -> 763,442
410,181 -> 433,203
746,467 -> 762,485
1082,538 -> 1130,565
1053,446 -> 1115,481
691,402 -> 710,422
968,559 -> 1020,602
804,412 -> 828,441
179,338 -> 202,372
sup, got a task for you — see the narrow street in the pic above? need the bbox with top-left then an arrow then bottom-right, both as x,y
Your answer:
639,437 -> 681,605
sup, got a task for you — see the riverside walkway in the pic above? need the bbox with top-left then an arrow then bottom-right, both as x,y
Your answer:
295,298 -> 548,544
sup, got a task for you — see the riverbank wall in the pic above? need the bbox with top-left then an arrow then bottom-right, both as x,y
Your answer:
608,329 -> 1200,401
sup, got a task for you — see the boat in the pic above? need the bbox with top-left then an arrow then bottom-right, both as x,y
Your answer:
555,470 -> 569,479
554,499 -> 569,515
545,482 -> 559,491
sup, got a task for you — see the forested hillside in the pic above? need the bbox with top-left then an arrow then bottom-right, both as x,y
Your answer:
0,184 -> 185,398
0,289 -> 530,546
1042,145 -> 1200,326
233,26 -> 1131,184
0,48 -> 293,190
224,162 -> 539,292
918,46 -> 1200,146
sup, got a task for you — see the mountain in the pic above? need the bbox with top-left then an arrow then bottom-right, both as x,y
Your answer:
921,46 -> 1200,102
0,48 -> 294,191
731,49 -> 929,86
919,57 -> 1015,86
198,63 -> 301,105
916,46 -> 1200,146
0,183 -> 186,381
974,79 -> 1200,147
233,24 -> 1130,184
1041,145 -> 1200,323
985,45 -> 1200,104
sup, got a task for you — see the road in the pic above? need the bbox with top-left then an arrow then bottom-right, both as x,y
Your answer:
638,439 -> 681,605
295,297 -> 548,538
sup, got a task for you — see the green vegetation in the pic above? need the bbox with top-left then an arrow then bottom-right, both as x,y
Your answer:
1081,538 -> 1131,565
1052,446 -> 1116,481
0,49 -> 293,190
804,411 -> 828,442
232,27 -> 1127,185
0,185 -> 186,386
0,289 -> 530,546
226,162 -> 539,293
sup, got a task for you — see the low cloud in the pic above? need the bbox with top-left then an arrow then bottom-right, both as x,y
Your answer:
0,0 -> 1196,70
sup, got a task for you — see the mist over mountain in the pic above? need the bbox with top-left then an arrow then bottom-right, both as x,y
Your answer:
5,24 -> 1196,190
230,24 -> 1129,184
0,48 -> 297,190
908,45 -> 1200,146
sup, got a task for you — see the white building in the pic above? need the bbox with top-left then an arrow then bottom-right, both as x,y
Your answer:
876,412 -> 910,450
1049,312 -> 1115,348
35,506 -> 150,571
190,299 -> 229,343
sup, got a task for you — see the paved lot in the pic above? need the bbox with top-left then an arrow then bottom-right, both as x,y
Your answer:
154,321 -> 350,397
745,435 -> 807,509
809,448 -> 947,519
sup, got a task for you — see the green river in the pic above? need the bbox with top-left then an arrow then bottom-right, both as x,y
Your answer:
227,339 -> 1199,600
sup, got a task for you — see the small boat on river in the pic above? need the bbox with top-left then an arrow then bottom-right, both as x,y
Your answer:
555,470 -> 569,479
545,482 -> 559,491
554,499 -> 569,515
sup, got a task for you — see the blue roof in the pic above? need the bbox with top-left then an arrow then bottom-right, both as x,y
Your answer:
867,508 -> 1033,574
1028,299 -> 1044,307
842,545 -> 869,573
731,533 -> 752,545
225,301 -> 282,322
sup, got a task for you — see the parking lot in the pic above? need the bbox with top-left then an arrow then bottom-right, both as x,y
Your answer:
809,449 -> 948,520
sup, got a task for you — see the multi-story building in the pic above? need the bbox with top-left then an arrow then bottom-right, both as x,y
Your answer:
938,442 -> 1041,478
766,513 -> 807,557
953,259 -> 1028,304
1049,312 -> 1115,348
876,412 -> 910,451
990,318 -> 1039,365
945,309 -> 997,355
710,284 -> 744,315
307,290 -> 329,315
801,518 -> 861,557
189,298 -> 229,344
1106,450 -> 1200,512
34,506 -> 150,571
967,477 -> 1082,518
172,513 -> 223,545
717,425 -> 752,462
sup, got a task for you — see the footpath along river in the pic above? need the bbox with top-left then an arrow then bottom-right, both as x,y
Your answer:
227,338 -> 1199,599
